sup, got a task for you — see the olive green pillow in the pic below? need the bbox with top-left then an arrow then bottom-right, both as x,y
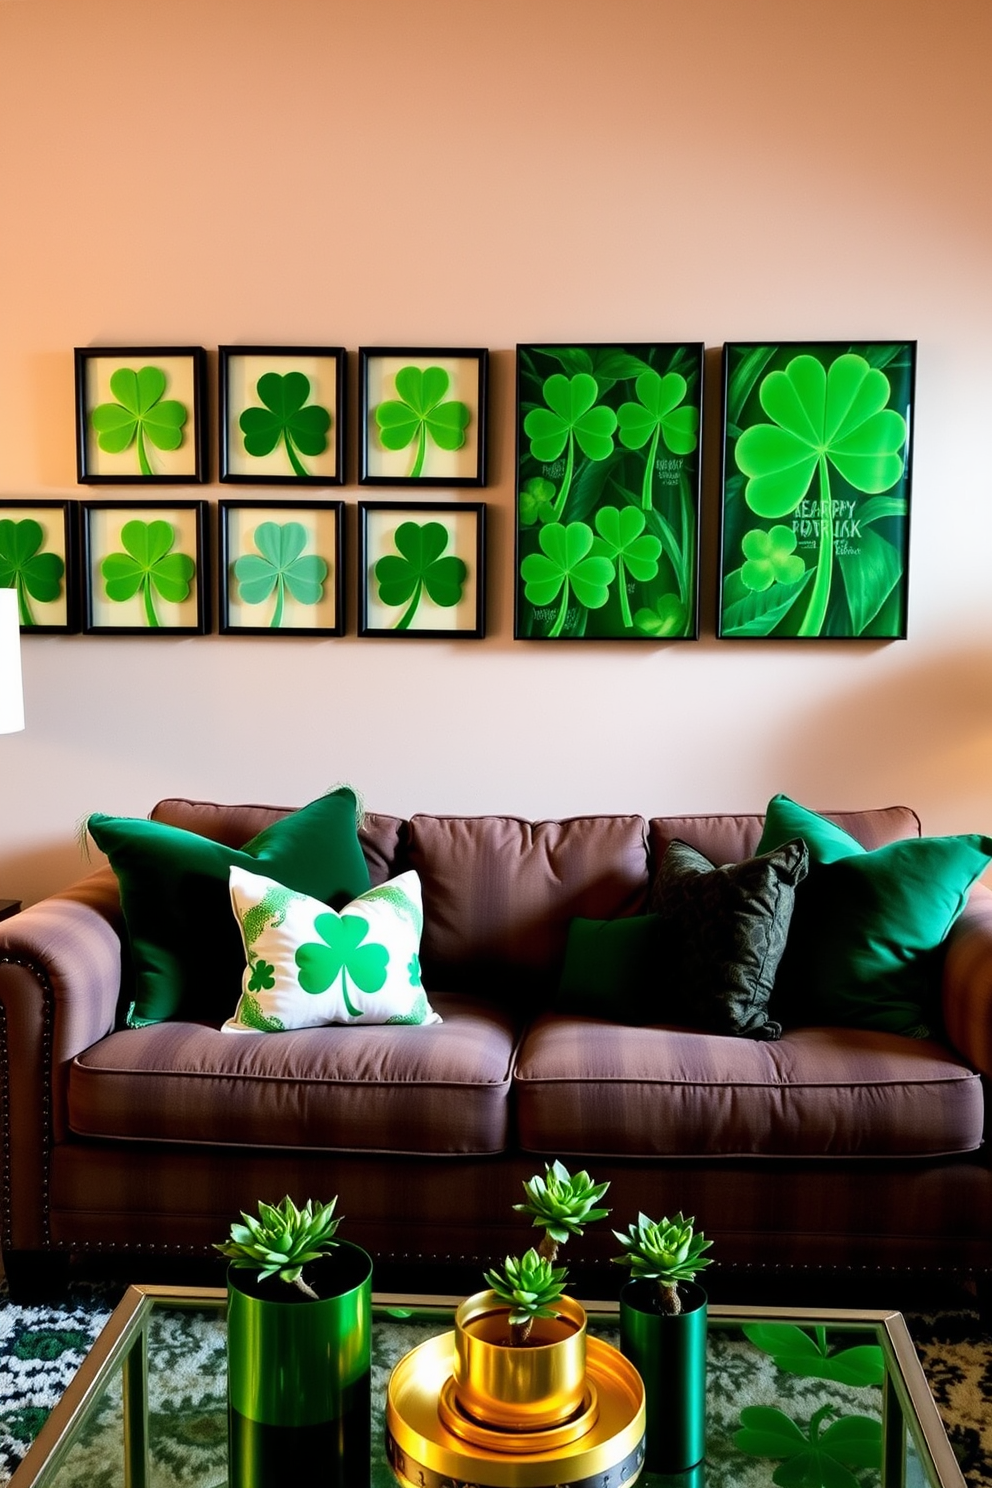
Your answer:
757,794 -> 992,1036
557,915 -> 662,1023
651,839 -> 809,1040
88,787 -> 370,1027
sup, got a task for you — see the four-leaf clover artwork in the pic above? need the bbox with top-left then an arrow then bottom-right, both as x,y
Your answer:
720,342 -> 914,639
516,344 -> 703,639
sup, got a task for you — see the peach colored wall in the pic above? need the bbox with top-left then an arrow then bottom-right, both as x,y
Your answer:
0,0 -> 990,903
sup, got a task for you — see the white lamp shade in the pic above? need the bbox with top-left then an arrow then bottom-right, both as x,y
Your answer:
0,588 -> 24,733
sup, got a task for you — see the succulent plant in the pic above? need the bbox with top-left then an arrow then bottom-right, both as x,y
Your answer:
484,1247 -> 569,1344
612,1210 -> 713,1315
215,1195 -> 341,1299
514,1159 -> 611,1262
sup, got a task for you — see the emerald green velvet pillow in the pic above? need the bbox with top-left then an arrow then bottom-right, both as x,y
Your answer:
557,915 -> 661,1023
757,794 -> 992,1036
88,787 -> 370,1027
651,838 -> 809,1040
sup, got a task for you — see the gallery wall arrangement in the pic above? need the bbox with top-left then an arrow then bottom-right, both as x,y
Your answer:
0,339 -> 916,640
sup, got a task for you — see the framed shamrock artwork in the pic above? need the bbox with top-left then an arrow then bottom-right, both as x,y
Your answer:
219,500 -> 344,635
514,342 -> 703,640
0,499 -> 79,633
81,500 -> 210,635
357,501 -> 485,638
219,346 -> 346,484
718,341 -> 916,639
358,347 -> 488,486
74,347 -> 207,483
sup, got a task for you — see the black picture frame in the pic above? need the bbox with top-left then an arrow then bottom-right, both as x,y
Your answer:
219,346 -> 347,485
81,500 -> 210,635
0,498 -> 79,633
357,501 -> 486,638
74,347 -> 207,484
514,342 -> 704,641
358,347 -> 488,486
219,500 -> 345,636
718,340 -> 916,640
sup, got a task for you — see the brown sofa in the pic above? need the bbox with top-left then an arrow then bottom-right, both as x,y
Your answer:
1,796 -> 991,1300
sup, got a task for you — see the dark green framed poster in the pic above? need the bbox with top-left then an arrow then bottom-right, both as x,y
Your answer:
514,343 -> 703,640
718,341 -> 916,639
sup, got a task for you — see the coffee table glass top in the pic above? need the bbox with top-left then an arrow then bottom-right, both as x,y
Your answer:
8,1286 -> 965,1488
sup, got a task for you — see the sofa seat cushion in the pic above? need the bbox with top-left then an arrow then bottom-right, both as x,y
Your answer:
513,1015 -> 983,1160
68,993 -> 517,1155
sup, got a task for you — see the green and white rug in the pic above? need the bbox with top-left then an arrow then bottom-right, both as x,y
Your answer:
0,1284 -> 988,1488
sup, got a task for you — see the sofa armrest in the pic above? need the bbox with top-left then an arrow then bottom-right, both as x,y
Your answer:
0,866 -> 123,1251
942,880 -> 992,1078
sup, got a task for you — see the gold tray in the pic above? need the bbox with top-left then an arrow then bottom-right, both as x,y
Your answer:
386,1331 -> 645,1488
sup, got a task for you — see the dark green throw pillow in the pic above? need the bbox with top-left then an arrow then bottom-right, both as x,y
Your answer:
89,787 -> 370,1027
557,915 -> 661,1024
757,794 -> 992,1037
650,839 -> 809,1040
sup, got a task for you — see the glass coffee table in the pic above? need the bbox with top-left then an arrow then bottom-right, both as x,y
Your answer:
8,1285 -> 965,1488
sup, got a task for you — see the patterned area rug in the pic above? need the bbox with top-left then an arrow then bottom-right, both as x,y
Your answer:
0,1283 -> 987,1487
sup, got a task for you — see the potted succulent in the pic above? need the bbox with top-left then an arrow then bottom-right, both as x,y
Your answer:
612,1210 -> 713,1473
451,1161 -> 610,1431
215,1196 -> 373,1488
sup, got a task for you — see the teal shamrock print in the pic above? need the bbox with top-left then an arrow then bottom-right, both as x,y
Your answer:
100,519 -> 195,628
374,520 -> 467,630
233,521 -> 328,628
296,913 -> 389,1018
0,518 -> 65,626
239,372 -> 331,478
374,366 -> 470,479
90,366 -> 187,477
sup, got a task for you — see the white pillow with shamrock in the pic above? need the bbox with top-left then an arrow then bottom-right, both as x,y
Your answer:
223,865 -> 441,1032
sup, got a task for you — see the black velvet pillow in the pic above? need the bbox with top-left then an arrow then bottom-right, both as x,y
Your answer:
650,838 -> 809,1040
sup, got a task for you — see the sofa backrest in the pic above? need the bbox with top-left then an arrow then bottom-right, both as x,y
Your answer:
149,798 -> 922,1000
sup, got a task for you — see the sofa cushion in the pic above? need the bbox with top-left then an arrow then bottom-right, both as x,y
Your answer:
89,788 -> 371,1028
650,839 -> 808,1040
408,814 -> 648,1003
758,794 -> 992,1037
224,867 -> 440,1031
556,915 -> 661,1023
68,993 -> 517,1155
513,1015 -> 983,1160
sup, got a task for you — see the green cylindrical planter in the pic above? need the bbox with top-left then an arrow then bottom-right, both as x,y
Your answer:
227,1241 -> 372,1488
619,1279 -> 707,1474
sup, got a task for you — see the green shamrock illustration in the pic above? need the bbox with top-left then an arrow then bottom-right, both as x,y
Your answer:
238,372 -> 331,479
100,519 -> 196,629
296,912 -> 389,1018
519,476 -> 557,527
740,525 -> 806,593
374,520 -> 467,631
520,521 -> 615,639
634,593 -> 687,637
589,505 -> 662,629
735,353 -> 908,636
90,366 -> 187,477
247,960 -> 276,994
742,1324 -> 884,1387
0,518 -> 65,626
233,521 -> 328,628
735,1404 -> 882,1488
524,373 -> 618,522
617,370 -> 699,510
374,366 -> 470,479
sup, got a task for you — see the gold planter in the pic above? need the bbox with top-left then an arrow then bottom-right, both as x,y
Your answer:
452,1289 -> 588,1430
